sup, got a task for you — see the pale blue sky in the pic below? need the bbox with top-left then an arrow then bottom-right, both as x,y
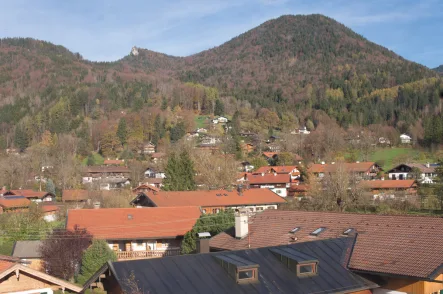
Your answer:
0,0 -> 442,67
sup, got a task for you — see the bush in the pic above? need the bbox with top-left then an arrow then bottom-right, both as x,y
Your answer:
77,239 -> 117,284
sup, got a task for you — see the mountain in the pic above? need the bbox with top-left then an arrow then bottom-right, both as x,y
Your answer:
434,65 -> 443,73
0,14 -> 440,152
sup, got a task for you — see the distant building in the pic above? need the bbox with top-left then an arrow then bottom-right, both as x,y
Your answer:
388,163 -> 439,183
400,133 -> 412,144
142,142 -> 156,154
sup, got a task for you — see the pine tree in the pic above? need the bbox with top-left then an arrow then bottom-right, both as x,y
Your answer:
14,125 -> 28,151
46,179 -> 56,195
161,97 -> 168,111
77,239 -> 117,284
163,151 -> 196,191
116,118 -> 128,146
214,99 -> 225,116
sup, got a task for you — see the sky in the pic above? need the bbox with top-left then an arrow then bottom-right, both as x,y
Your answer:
0,0 -> 442,67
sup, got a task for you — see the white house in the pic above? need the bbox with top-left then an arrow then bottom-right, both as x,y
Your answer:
212,117 -> 228,124
196,128 -> 208,133
400,134 -> 412,144
144,168 -> 166,179
290,126 -> 310,135
387,163 -> 439,183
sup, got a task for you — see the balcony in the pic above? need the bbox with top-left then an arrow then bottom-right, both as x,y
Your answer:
116,249 -> 181,260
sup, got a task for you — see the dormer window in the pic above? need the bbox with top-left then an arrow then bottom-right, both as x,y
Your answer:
270,247 -> 319,277
310,227 -> 326,236
214,254 -> 259,284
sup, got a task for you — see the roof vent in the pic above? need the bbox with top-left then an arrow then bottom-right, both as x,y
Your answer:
214,254 -> 259,283
270,247 -> 318,277
127,214 -> 133,220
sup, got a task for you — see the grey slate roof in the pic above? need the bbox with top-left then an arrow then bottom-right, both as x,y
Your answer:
12,240 -> 43,258
108,237 -> 377,294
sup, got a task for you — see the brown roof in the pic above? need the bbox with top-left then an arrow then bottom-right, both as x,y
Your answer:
151,152 -> 166,158
85,166 -> 130,173
42,205 -> 59,213
0,196 -> 31,209
262,152 -> 278,158
6,190 -> 50,199
390,163 -> 438,173
309,162 -> 377,174
289,184 -> 309,192
133,184 -> 160,193
66,206 -> 201,239
103,159 -> 124,165
62,189 -> 90,201
248,173 -> 291,185
0,255 -> 19,272
359,180 -> 416,189
144,189 -> 286,208
210,210 -> 443,279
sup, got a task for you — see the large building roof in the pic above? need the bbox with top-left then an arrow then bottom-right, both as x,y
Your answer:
254,165 -> 298,174
84,166 -> 130,174
12,240 -> 43,259
247,173 -> 291,185
0,196 -> 31,209
140,189 -> 286,208
66,206 -> 201,240
388,163 -> 439,173
359,179 -> 416,189
6,190 -> 51,199
86,238 -> 377,294
210,210 -> 443,279
309,162 -> 377,174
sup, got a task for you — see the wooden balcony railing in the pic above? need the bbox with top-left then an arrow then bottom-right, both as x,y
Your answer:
116,249 -> 181,260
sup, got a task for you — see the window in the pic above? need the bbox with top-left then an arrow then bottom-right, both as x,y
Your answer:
202,209 -> 207,214
267,206 -> 275,210
343,228 -> 354,235
297,263 -> 316,276
238,269 -> 255,280
310,227 -> 326,236
256,207 -> 263,211
289,227 -> 300,234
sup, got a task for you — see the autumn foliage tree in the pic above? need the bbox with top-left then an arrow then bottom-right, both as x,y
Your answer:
40,227 -> 92,281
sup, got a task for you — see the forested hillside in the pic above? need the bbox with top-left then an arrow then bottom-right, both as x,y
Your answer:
0,14 -> 441,153
434,65 -> 443,73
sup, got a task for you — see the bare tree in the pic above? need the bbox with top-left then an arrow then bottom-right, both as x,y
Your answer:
192,150 -> 238,189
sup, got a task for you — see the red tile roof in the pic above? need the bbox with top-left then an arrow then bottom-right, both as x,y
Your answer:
262,152 -> 278,158
289,184 -> 309,192
248,173 -> 291,185
210,210 -> 443,279
62,189 -> 90,201
66,207 -> 201,239
151,152 -> 166,159
133,184 -> 160,193
145,189 -> 285,208
0,255 -> 18,272
6,190 -> 50,199
359,179 -> 416,189
41,205 -> 59,213
0,197 -> 31,209
270,166 -> 298,174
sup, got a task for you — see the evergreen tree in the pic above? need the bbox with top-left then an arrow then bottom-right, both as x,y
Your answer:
45,179 -> 56,195
181,210 -> 234,254
86,154 -> 95,166
161,97 -> 168,111
116,118 -> 128,146
77,239 -> 117,284
14,125 -> 28,151
163,151 -> 196,191
170,121 -> 186,142
214,99 -> 225,116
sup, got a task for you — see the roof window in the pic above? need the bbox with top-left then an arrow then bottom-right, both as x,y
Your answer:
310,227 -> 326,236
214,254 -> 259,283
270,247 -> 318,277
289,227 -> 300,234
343,228 -> 354,235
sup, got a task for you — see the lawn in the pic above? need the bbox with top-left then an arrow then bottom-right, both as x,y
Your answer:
194,115 -> 209,129
81,152 -> 104,166
369,147 -> 434,170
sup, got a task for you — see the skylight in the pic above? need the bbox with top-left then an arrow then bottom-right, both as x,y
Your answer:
289,227 -> 300,234
310,227 -> 326,236
343,228 -> 354,235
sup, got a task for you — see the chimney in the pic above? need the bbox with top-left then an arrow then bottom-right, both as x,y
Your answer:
261,172 -> 265,176
274,172 -> 277,176
196,232 -> 211,253
321,161 -> 325,165
426,162 -> 430,168
235,209 -> 249,239
237,184 -> 243,196
93,201 -> 100,209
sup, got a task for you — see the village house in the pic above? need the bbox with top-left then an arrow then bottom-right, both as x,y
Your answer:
41,204 -> 59,222
378,136 -> 391,146
98,177 -> 131,190
82,166 -> 131,184
212,116 -> 229,124
240,142 -> 255,154
196,128 -> 208,133
150,152 -> 166,163
262,151 -> 278,162
130,188 -> 285,214
0,255 -> 82,293
359,179 -> 418,202
132,184 -> 160,194
400,133 -> 412,144
62,189 -> 115,203
242,173 -> 292,197
142,142 -> 156,154
3,190 -> 54,203
387,163 -> 439,183
288,184 -> 309,198
83,235 -> 377,294
210,209 -> 443,294
144,168 -> 166,179
66,206 -> 201,260
254,165 -> 300,180
12,241 -> 44,271
291,126 -> 311,135
308,161 -> 381,179
185,131 -> 200,140
240,161 -> 254,172
0,195 -> 30,214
